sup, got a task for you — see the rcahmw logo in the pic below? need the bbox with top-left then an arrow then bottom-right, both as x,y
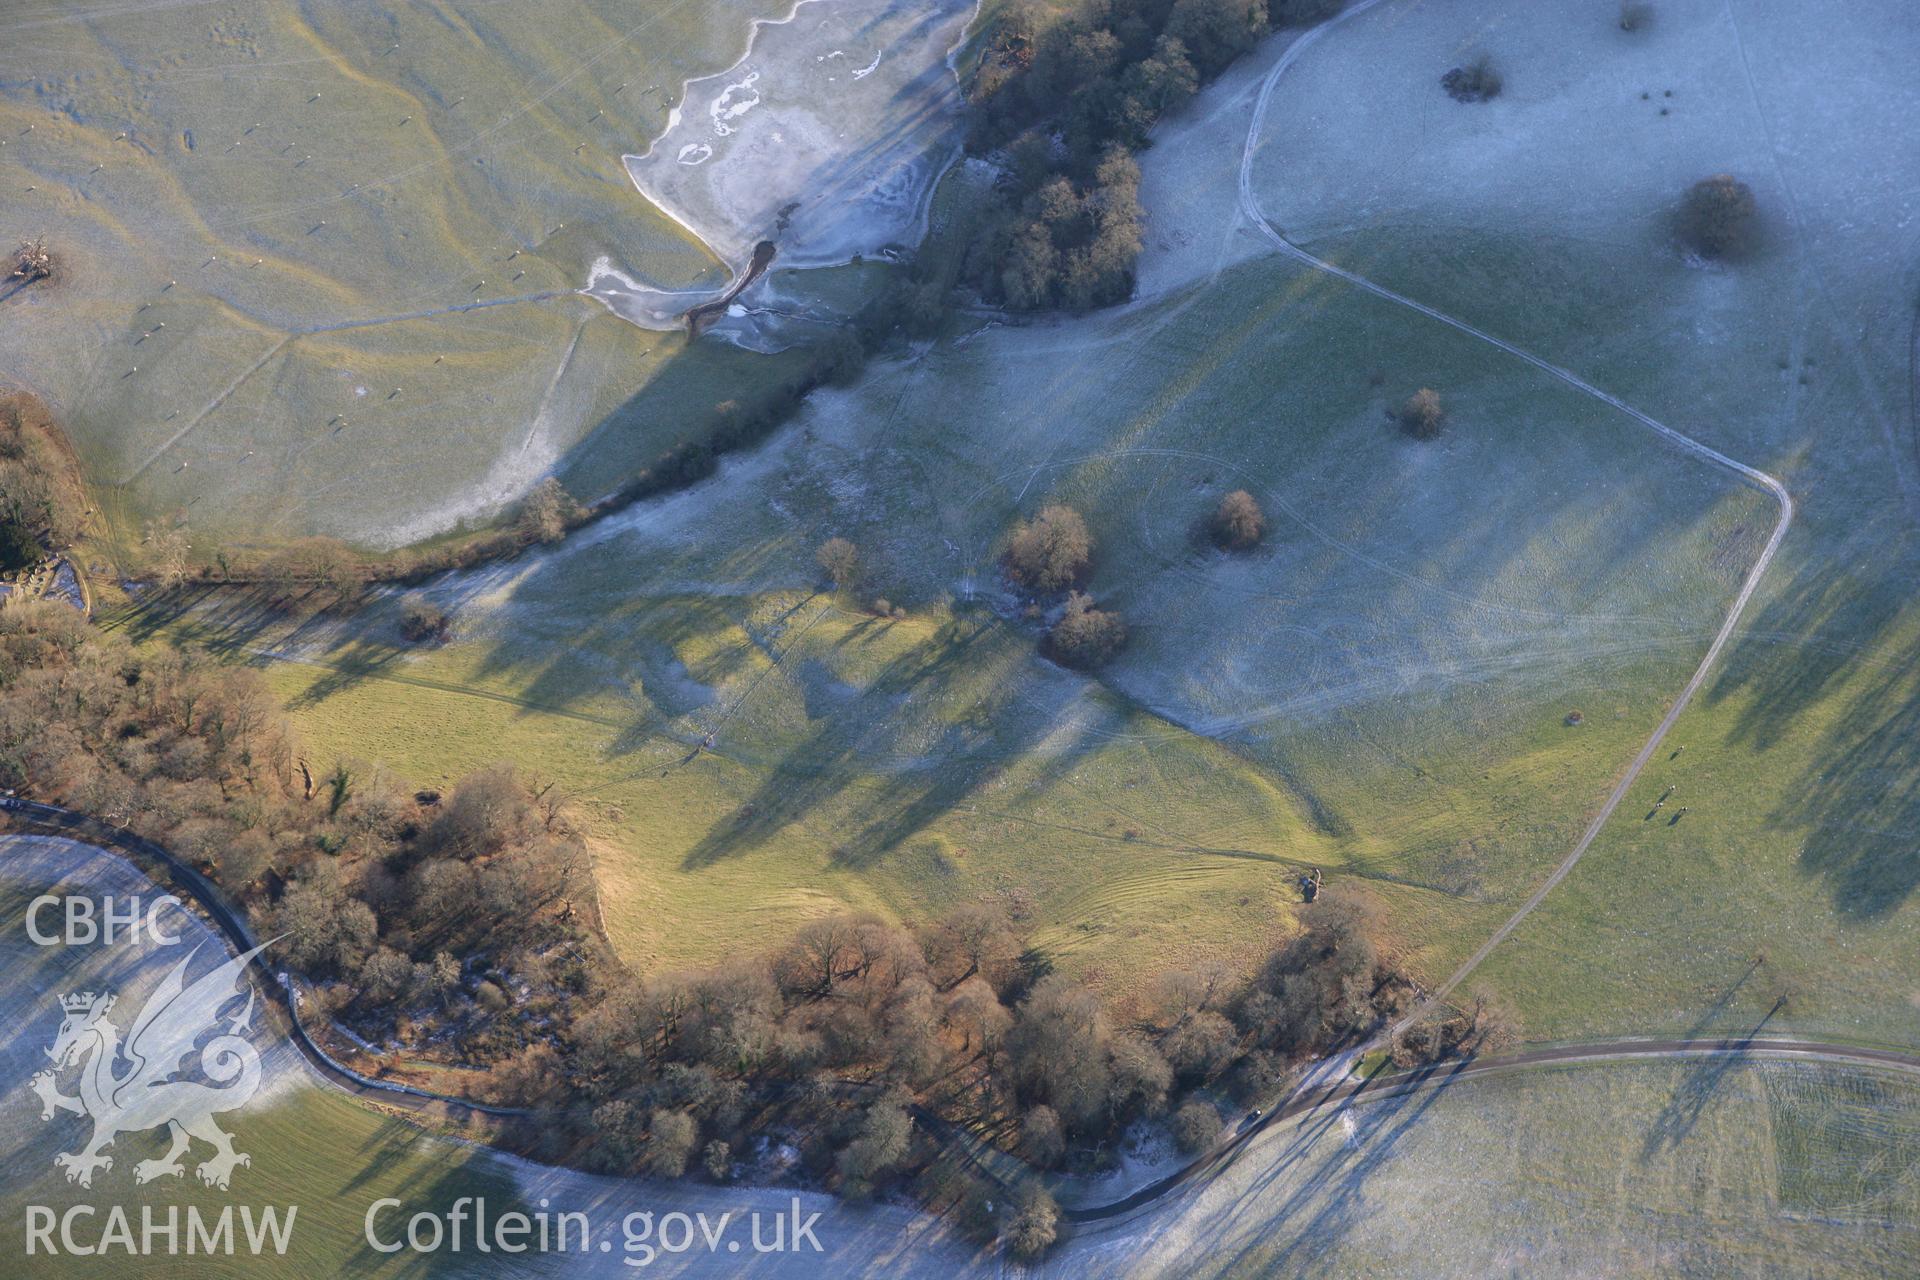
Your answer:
23,940 -> 298,1258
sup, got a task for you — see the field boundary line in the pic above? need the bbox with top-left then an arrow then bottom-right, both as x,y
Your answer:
121,334 -> 290,483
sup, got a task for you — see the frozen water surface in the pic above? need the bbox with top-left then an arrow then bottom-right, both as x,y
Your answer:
596,0 -> 977,330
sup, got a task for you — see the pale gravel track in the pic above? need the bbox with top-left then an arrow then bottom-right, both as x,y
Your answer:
1064,1034 -> 1920,1228
1234,0 -> 1794,1008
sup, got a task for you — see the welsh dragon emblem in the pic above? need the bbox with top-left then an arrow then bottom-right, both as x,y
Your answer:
29,942 -> 268,1190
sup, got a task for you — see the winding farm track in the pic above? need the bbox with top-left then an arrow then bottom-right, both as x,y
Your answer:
12,770 -> 1920,1239
0,799 -> 532,1121
1236,0 -> 1794,1010
1067,1034 -> 1920,1227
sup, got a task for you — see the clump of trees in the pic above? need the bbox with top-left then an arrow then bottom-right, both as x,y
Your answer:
994,151 -> 1145,311
816,537 -> 861,591
568,905 -> 1015,1199
1047,590 -> 1128,668
1210,489 -> 1265,550
0,591 -> 1500,1255
1004,505 -> 1127,670
1389,990 -> 1520,1068
943,0 -> 1346,315
1396,387 -> 1445,440
1678,174 -> 1758,259
1006,504 -> 1092,592
556,884 -> 1428,1257
0,395 -> 85,574
1441,54 -> 1502,103
1231,894 -> 1418,1076
1171,1097 -> 1223,1152
0,599 -> 601,1088
1001,1182 -> 1061,1259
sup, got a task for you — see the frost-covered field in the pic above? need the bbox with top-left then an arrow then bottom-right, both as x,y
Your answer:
226,0 -> 1920,1036
1055,1056 -> 1920,1278
1226,0 -> 1920,1045
226,226 -> 1771,988
86,0 -> 1920,1047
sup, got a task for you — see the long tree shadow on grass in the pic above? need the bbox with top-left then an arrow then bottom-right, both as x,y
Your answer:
1639,997 -> 1783,1163
1700,543 -> 1920,918
104,581 -> 345,656
1782,650 -> 1920,918
1190,1059 -> 1475,1278
99,582 -> 452,723
679,613 -> 1108,869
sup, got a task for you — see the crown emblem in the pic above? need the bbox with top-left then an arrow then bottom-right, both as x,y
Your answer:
33,944 -> 269,1192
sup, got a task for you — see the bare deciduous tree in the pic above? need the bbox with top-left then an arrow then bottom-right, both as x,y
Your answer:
518,477 -> 575,544
1398,387 -> 1445,440
1001,1181 -> 1060,1259
1210,489 -> 1265,550
10,238 -> 52,284
1006,504 -> 1092,592
816,536 -> 860,590
1047,590 -> 1127,669
144,522 -> 193,587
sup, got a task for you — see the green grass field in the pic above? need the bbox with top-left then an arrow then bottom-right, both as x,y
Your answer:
114,248 -> 1774,1002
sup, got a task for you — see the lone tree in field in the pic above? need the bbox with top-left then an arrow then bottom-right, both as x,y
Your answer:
816,536 -> 861,591
1441,54 -> 1502,103
399,594 -> 450,645
1210,489 -> 1265,551
10,238 -> 52,285
1047,591 -> 1127,669
1398,388 -> 1445,440
1678,175 -> 1758,258
1006,504 -> 1091,592
144,522 -> 193,588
